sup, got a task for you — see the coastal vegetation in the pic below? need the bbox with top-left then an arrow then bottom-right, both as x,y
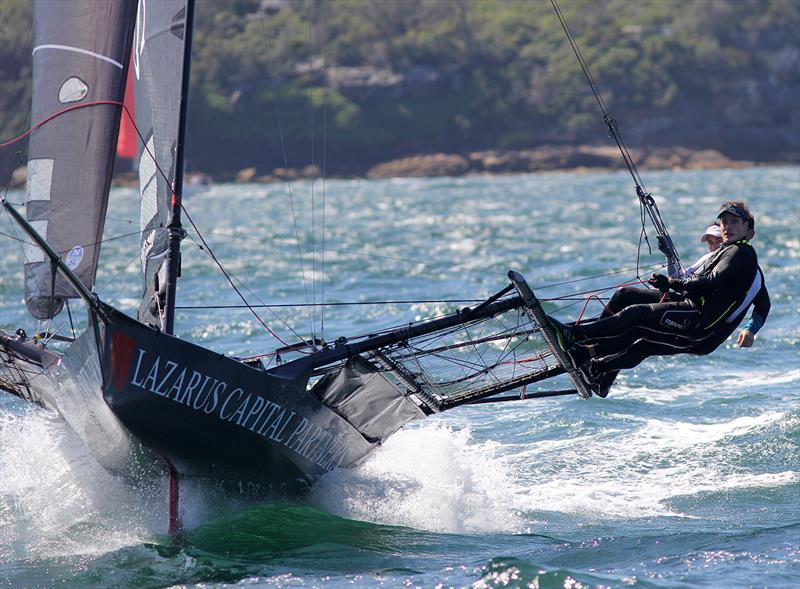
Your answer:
1,0 -> 798,179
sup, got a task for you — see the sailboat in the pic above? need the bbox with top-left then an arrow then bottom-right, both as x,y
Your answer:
1,0 -> 601,529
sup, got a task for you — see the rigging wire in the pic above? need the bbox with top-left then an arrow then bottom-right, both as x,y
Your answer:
0,81 -> 669,355
171,261 -> 665,310
307,1 -> 317,346
0,226 -> 141,252
320,0 -> 330,345
549,0 -> 682,279
258,7 -> 316,348
176,298 -> 483,310
191,228 -> 667,285
178,205 -> 299,347
2,99 -> 301,347
176,221 -> 314,347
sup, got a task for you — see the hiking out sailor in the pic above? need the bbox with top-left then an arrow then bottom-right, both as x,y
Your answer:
550,200 -> 770,397
660,216 -> 767,348
600,222 -> 725,321
603,218 -> 765,337
583,221 -> 724,394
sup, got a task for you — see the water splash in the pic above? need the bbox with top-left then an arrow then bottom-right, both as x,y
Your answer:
0,406 -> 156,561
309,422 -> 525,534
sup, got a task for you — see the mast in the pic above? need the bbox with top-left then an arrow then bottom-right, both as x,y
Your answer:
162,0 -> 195,335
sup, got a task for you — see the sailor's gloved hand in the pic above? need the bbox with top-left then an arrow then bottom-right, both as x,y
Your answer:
648,273 -> 670,293
656,235 -> 671,256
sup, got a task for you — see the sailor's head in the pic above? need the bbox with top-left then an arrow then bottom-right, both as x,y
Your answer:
717,201 -> 750,244
700,223 -> 722,252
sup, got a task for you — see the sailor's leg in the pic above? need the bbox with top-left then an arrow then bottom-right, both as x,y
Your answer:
595,369 -> 619,398
595,336 -> 691,373
580,301 -> 703,393
588,333 -> 695,397
601,286 -> 664,318
581,300 -> 698,349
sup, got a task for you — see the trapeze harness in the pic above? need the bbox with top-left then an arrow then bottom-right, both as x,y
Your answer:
581,240 -> 769,371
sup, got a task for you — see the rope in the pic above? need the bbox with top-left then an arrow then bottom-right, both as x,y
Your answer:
1,91 -> 667,355
0,100 -> 124,149
178,206 -> 297,348
176,298 -> 483,310
2,99 -> 304,348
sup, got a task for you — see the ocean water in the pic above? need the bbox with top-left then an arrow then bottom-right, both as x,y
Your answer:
0,166 -> 798,588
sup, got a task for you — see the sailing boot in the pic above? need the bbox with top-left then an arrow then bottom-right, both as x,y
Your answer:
594,369 -> 619,398
548,315 -> 579,352
548,316 -> 588,370
565,343 -> 592,371
578,358 -> 603,391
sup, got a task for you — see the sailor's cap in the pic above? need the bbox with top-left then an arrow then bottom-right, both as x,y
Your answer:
700,224 -> 721,242
717,203 -> 749,222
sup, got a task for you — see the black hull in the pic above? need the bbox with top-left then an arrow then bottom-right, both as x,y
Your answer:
0,303 -> 426,491
97,304 -> 424,488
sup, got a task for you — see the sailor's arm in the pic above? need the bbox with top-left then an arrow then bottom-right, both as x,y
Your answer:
670,246 -> 740,294
737,277 -> 770,348
657,235 -> 683,278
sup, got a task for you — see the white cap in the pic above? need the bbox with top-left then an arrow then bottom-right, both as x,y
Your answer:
700,224 -> 721,242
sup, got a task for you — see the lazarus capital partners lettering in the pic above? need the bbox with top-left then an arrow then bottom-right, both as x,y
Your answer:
128,348 -> 349,471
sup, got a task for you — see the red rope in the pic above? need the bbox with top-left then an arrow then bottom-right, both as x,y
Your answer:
545,278 -> 650,323
0,100 -> 125,149
576,294 -> 606,322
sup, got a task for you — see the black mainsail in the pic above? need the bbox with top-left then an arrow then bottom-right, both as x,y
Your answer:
24,0 -> 136,320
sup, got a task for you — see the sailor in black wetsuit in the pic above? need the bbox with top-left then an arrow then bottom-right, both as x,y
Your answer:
551,201 -> 770,397
597,223 -> 723,321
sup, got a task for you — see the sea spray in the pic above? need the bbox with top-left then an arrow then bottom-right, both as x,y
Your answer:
309,422 -> 525,534
0,405 -> 154,560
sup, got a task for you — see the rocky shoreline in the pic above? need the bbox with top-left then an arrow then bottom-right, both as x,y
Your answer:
200,145 -> 791,185
6,144 -> 795,190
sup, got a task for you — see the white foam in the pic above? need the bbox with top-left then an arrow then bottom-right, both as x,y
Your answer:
0,405 -> 243,560
608,367 -> 800,405
309,422 -> 525,534
510,411 -> 798,520
312,409 -> 799,529
0,408 -> 157,559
